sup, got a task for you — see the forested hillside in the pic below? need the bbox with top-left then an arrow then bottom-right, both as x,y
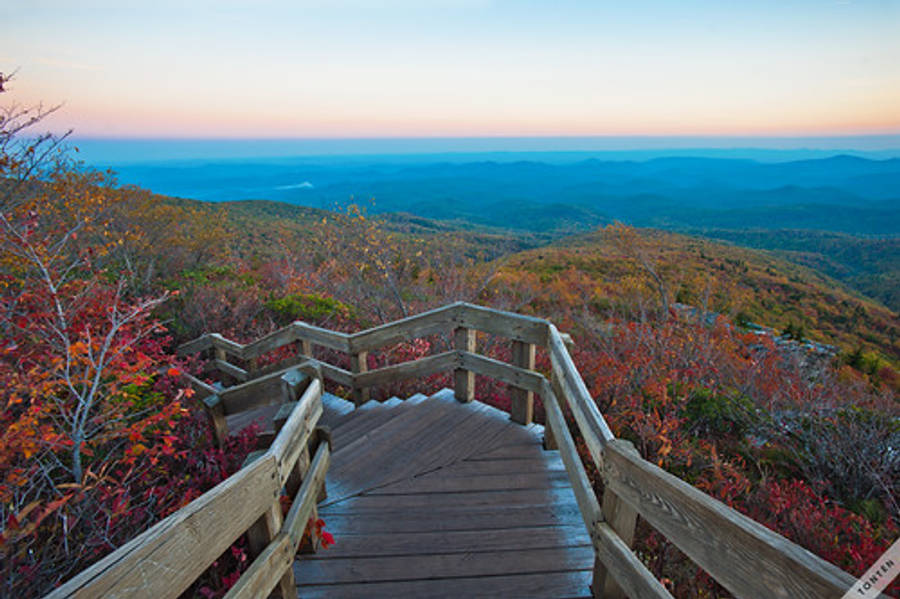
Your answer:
2,91 -> 897,596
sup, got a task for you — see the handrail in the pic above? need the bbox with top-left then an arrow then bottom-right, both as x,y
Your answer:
46,366 -> 328,599
174,304 -> 859,598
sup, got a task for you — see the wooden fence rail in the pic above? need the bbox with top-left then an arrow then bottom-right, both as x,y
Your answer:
132,304 -> 861,598
46,365 -> 328,599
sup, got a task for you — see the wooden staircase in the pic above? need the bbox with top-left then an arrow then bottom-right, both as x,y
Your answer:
291,390 -> 593,598
48,303 -> 864,599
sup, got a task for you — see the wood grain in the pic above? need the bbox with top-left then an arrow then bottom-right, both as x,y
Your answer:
603,440 -> 857,599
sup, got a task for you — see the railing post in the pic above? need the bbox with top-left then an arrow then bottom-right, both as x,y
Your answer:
454,327 -> 476,402
300,338 -> 313,358
510,340 -> 536,424
544,374 -> 561,450
202,395 -> 228,448
351,351 -> 369,406
593,440 -> 640,599
245,499 -> 294,598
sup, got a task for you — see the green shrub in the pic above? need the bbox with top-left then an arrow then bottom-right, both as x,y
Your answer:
266,293 -> 354,324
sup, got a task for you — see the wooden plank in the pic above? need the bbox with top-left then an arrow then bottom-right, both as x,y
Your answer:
213,358 -> 249,382
292,321 -> 351,352
511,340 -> 536,424
453,327 -> 476,402
593,522 -> 673,599
46,456 -> 279,599
218,368 -> 290,415
318,502 -> 585,535
540,382 -> 601,533
471,441 -> 547,460
459,351 -> 544,395
456,302 -> 549,345
283,441 -> 331,547
244,500 -> 293,598
319,361 -> 354,387
595,441 -> 640,599
349,304 -> 457,352
270,379 -> 323,485
304,525 -> 591,559
547,324 -> 614,470
181,371 -> 218,398
296,545 -> 592,585
602,440 -> 858,599
176,334 -> 214,356
367,470 -> 572,494
242,325 -> 297,359
354,350 -> 459,389
323,487 -> 579,512
422,456 -> 566,477
226,532 -> 294,599
294,570 -> 593,599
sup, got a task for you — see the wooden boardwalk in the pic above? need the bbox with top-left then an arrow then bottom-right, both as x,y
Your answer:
291,390 -> 594,598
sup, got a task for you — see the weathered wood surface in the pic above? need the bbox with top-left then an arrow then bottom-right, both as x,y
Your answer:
459,350 -> 543,394
227,441 -> 330,599
291,322 -> 351,353
353,350 -> 458,389
510,340 -> 536,424
453,326 -> 476,402
46,456 -> 279,599
593,522 -> 673,599
455,302 -> 550,345
295,571 -> 594,599
603,440 -> 858,599
271,379 -> 323,484
295,388 -> 594,598
547,324 -> 614,468
161,305 -> 862,599
349,351 -> 369,406
541,382 -> 601,531
596,447 -> 640,599
349,303 -> 456,352
213,358 -> 249,382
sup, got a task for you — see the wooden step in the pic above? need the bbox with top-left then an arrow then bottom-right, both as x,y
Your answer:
383,397 -> 403,407
302,524 -> 591,559
405,392 -> 428,404
318,501 -> 585,535
294,570 -> 593,599
296,545 -> 592,586
329,406 -> 399,452
326,397 -> 470,502
296,387 -> 594,598
319,393 -> 355,429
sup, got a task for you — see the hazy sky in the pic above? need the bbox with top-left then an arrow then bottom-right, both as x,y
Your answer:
4,0 -> 899,139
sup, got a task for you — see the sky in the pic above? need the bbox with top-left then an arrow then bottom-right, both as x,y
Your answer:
3,0 -> 900,140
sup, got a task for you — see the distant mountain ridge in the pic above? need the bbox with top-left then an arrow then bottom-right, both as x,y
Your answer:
110,154 -> 900,235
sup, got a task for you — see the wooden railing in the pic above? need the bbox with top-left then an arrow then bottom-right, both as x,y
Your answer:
47,363 -> 330,599
179,302 -> 859,599
51,303 -> 861,599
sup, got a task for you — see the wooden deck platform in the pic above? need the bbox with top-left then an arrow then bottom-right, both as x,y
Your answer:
292,389 -> 594,598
